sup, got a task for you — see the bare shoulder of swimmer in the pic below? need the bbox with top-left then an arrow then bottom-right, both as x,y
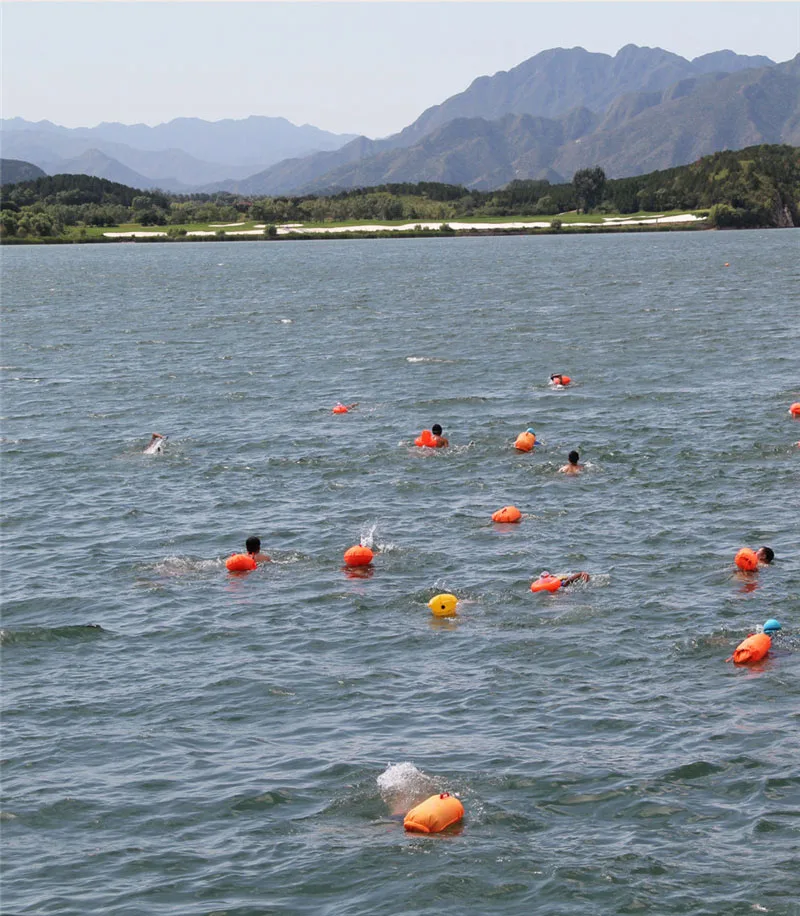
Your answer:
254,551 -> 272,562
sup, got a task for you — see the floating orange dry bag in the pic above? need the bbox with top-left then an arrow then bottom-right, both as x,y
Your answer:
560,375 -> 571,385
790,403 -> 800,417
492,505 -> 522,523
226,554 -> 257,572
415,430 -> 435,447
734,548 -> 758,572
530,574 -> 562,593
332,404 -> 348,414
514,432 -> 536,452
344,545 -> 374,567
726,632 -> 771,664
403,793 -> 464,833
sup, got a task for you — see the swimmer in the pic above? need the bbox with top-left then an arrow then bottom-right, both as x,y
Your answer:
537,570 -> 591,587
333,402 -> 359,412
430,424 -> 449,448
559,450 -> 583,475
549,373 -> 570,387
558,571 -> 590,586
755,546 -> 774,566
143,433 -> 166,454
245,535 -> 271,563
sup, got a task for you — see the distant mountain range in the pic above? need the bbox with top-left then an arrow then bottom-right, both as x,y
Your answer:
2,45 -> 798,194
0,116 -> 359,192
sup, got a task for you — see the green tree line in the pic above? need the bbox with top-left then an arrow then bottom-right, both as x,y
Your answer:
1,145 -> 797,240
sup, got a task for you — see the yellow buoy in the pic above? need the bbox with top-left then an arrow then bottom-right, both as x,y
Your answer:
428,593 -> 458,617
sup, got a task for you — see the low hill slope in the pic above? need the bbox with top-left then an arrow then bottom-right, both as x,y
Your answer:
0,159 -> 47,186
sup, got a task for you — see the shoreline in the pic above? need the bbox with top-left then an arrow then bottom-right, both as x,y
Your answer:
3,217 -> 742,246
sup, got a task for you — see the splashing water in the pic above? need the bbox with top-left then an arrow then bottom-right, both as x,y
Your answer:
377,762 -> 436,816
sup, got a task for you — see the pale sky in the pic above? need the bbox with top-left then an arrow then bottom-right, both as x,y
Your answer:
2,2 -> 798,139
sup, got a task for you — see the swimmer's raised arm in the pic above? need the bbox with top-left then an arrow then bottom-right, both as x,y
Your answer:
560,572 -> 590,586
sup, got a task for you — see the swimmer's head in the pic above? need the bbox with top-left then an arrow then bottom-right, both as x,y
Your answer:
755,546 -> 774,564
245,536 -> 261,555
432,424 -> 443,436
568,450 -> 579,464
762,618 -> 781,634
526,428 -> 536,436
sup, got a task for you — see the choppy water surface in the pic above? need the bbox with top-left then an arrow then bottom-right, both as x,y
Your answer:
2,233 -> 799,915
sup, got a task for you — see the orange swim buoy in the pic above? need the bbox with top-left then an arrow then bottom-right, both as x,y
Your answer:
344,545 -> 374,567
332,404 -> 348,414
492,505 -> 522,523
734,548 -> 759,572
560,375 -> 571,385
790,403 -> 800,417
530,573 -> 562,593
226,553 -> 257,572
514,431 -> 536,452
726,632 -> 771,664
403,792 -> 464,833
415,429 -> 435,447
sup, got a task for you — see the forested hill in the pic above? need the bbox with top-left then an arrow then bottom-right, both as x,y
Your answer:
0,159 -> 47,186
1,145 -> 798,239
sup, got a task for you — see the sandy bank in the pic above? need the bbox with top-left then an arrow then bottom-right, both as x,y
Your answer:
101,213 -> 705,240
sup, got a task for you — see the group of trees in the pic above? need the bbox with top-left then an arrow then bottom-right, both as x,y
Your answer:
1,145 -> 797,240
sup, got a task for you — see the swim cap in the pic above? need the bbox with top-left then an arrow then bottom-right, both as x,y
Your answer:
526,428 -> 536,435
762,619 -> 781,634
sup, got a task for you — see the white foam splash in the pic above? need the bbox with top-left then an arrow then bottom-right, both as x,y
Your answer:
151,556 -> 224,576
360,523 -> 378,548
377,762 -> 435,814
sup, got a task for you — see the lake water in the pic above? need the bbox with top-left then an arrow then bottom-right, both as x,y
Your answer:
2,232 -> 799,915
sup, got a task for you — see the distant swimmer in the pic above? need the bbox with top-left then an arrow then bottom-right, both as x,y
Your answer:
245,535 -> 271,563
430,424 -> 449,447
559,450 -> 583,475
225,536 -> 271,572
332,402 -> 359,414
734,546 -> 774,572
143,433 -> 166,455
549,373 -> 571,387
530,570 -> 590,592
415,424 -> 449,448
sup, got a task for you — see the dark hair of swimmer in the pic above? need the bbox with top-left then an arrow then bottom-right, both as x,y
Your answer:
568,450 -> 580,464
756,546 -> 774,564
245,536 -> 261,555
432,424 -> 443,436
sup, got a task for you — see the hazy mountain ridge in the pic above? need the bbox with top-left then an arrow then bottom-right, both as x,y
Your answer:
3,46 -> 792,194
0,116 -> 359,191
